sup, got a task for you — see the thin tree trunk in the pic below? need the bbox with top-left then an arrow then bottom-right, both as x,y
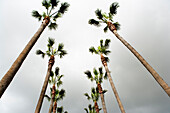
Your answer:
0,18 -> 50,98
98,83 -> 107,113
53,101 -> 57,113
94,101 -> 99,113
107,22 -> 170,97
101,54 -> 125,113
35,55 -> 54,113
48,84 -> 56,113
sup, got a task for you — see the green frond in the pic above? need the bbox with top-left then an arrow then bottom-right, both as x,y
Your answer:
98,67 -> 103,75
46,50 -> 52,57
104,26 -> 109,33
103,50 -> 111,56
50,71 -> 54,77
104,39 -> 111,49
50,0 -> 59,8
48,22 -> 58,30
32,10 -> 42,21
42,12 -> 47,18
88,19 -> 100,27
110,2 -> 119,15
93,68 -> 98,76
58,2 -> 70,14
84,70 -> 93,81
59,89 -> 65,99
55,67 -> 59,76
104,72 -> 108,79
58,50 -> 67,58
36,50 -> 45,58
89,47 -> 98,54
53,12 -> 62,20
84,108 -> 88,113
113,22 -> 121,30
48,38 -> 55,47
105,57 -> 110,63
44,95 -> 51,101
42,0 -> 51,10
57,106 -> 63,113
57,43 -> 64,51
84,93 -> 91,100
102,89 -> 107,94
95,9 -> 103,20
57,80 -> 63,87
100,39 -> 103,47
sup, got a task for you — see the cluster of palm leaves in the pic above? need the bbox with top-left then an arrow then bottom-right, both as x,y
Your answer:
32,0 -> 69,30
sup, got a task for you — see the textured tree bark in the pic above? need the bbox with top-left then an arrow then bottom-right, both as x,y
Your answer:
0,18 -> 50,98
53,101 -> 57,113
35,55 -> 54,113
98,83 -> 107,113
94,101 -> 99,113
48,84 -> 56,113
107,22 -> 170,97
101,54 -> 125,113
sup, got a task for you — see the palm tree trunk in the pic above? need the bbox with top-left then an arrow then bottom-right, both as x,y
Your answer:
94,101 -> 99,113
35,55 -> 54,113
48,84 -> 56,113
101,54 -> 125,113
53,101 -> 57,113
0,18 -> 50,98
107,22 -> 170,97
98,83 -> 107,113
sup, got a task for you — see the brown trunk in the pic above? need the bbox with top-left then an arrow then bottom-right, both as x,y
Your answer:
94,101 -> 99,113
35,55 -> 54,113
48,84 -> 56,113
107,22 -> 170,97
53,101 -> 57,113
98,83 -> 107,113
0,17 -> 50,98
101,54 -> 126,113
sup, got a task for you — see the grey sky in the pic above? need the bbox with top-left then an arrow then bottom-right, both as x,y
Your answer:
0,0 -> 170,113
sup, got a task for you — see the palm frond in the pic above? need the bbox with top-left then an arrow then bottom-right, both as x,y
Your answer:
57,43 -> 64,51
42,12 -> 47,18
93,68 -> 98,76
89,47 -> 98,54
48,38 -> 55,47
98,67 -> 103,75
53,12 -> 62,20
104,39 -> 111,49
44,94 -> 51,101
100,39 -> 103,47
48,22 -> 58,30
113,22 -> 120,30
84,70 -> 93,81
84,108 -> 88,113
102,89 -> 107,94
58,50 -> 67,58
50,71 -> 54,77
104,26 -> 109,33
42,0 -> 51,10
57,80 -> 63,87
59,89 -> 65,99
103,50 -> 111,56
84,93 -> 91,100
104,72 -> 108,79
95,9 -> 103,20
55,67 -> 59,76
50,0 -> 59,8
32,10 -> 42,21
58,2 -> 70,14
36,50 -> 45,58
57,106 -> 63,113
109,2 -> 119,15
88,19 -> 100,27
105,57 -> 110,63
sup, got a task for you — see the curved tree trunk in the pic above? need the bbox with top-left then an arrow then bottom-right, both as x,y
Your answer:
0,18 -> 50,98
98,83 -> 107,113
107,22 -> 170,97
35,56 -> 54,113
48,84 -> 56,113
101,54 -> 125,113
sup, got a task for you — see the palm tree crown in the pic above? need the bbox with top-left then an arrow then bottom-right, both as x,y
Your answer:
88,2 -> 120,32
36,38 -> 67,58
32,0 -> 70,30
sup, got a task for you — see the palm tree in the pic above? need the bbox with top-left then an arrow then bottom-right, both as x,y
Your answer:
84,87 -> 101,113
0,0 -> 70,98
84,67 -> 108,113
84,104 -> 96,113
89,39 -> 125,113
88,2 -> 170,97
35,38 -> 67,113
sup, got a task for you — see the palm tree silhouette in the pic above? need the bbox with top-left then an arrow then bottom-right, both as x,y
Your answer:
35,38 -> 67,113
89,2 -> 170,97
89,39 -> 125,113
0,0 -> 69,98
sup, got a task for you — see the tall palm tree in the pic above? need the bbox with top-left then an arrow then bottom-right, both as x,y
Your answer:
85,67 -> 108,113
84,87 -> 101,113
0,0 -> 70,98
89,2 -> 170,97
89,39 -> 126,113
84,104 -> 96,113
35,38 -> 67,113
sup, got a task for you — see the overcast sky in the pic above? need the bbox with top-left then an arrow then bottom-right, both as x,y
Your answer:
0,0 -> 170,113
